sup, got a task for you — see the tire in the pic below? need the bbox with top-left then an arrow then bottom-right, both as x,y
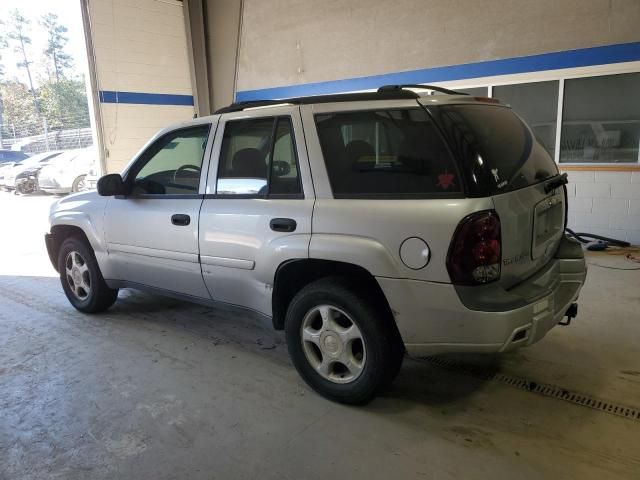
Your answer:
72,175 -> 88,193
57,236 -> 119,313
285,277 -> 404,405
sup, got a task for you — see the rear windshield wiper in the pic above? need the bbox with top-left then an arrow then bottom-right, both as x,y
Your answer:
544,173 -> 568,193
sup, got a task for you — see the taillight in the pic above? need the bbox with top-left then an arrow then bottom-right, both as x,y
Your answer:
447,210 -> 501,285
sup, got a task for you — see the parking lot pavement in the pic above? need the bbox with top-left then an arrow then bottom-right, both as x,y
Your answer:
0,191 -> 60,278
1,191 -> 640,480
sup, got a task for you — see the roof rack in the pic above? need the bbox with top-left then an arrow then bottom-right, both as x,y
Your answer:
377,84 -> 468,95
214,84 -> 467,114
214,90 -> 420,114
214,100 -> 290,114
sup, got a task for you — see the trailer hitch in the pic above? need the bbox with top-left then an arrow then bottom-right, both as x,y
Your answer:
559,303 -> 578,326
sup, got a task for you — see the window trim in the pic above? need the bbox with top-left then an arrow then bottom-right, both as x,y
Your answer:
214,115 -> 305,199
123,124 -> 212,198
314,107 -> 466,199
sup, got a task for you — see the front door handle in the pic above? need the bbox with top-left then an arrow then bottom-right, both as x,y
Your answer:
171,214 -> 191,226
270,218 -> 296,232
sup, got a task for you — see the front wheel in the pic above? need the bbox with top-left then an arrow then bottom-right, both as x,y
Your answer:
285,278 -> 404,404
57,236 -> 119,313
72,175 -> 88,193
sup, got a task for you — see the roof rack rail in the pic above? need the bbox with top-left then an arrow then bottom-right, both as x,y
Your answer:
377,84 -> 468,95
214,100 -> 288,114
213,89 -> 420,114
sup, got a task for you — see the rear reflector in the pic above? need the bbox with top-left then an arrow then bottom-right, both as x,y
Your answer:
447,210 -> 501,285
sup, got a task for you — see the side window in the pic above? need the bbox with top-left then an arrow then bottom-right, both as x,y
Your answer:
315,108 -> 461,198
270,118 -> 301,195
131,125 -> 210,195
216,116 -> 302,196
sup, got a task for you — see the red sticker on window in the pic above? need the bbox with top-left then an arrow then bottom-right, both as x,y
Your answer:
437,171 -> 455,190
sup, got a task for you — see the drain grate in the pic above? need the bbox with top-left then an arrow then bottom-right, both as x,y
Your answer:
422,356 -> 640,422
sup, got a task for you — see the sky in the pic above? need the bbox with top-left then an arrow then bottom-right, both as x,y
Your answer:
0,0 -> 88,86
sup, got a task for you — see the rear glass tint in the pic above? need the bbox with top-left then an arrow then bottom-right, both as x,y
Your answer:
315,108 -> 462,198
427,104 -> 558,196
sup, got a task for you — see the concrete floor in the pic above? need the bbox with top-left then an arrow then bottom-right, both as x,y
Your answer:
1,191 -> 639,479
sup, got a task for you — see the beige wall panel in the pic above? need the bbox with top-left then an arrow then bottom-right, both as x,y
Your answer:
236,0 -> 640,91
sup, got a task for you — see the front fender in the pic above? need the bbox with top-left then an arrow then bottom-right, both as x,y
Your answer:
50,210 -> 105,254
48,192 -> 108,255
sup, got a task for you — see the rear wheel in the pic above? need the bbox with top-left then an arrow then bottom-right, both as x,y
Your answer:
285,277 -> 404,404
57,236 -> 118,313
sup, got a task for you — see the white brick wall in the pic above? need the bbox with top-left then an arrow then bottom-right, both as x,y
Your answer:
564,170 -> 640,245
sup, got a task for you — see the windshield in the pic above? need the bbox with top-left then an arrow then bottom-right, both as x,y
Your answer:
426,104 -> 558,196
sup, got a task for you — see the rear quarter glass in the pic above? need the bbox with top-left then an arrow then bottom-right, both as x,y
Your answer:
426,104 -> 558,197
314,108 -> 463,199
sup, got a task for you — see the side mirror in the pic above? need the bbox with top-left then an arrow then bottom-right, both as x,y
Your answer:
272,160 -> 291,177
97,173 -> 126,196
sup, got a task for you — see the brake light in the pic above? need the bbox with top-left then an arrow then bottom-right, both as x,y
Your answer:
447,210 -> 501,285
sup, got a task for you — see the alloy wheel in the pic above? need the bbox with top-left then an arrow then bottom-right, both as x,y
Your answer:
65,251 -> 91,300
301,304 -> 366,384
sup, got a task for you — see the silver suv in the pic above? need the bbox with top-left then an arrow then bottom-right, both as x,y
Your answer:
45,85 -> 587,404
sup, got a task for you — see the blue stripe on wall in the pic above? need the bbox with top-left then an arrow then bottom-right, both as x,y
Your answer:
99,90 -> 194,106
235,42 -> 640,102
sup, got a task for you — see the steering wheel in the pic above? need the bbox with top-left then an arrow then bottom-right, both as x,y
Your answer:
173,164 -> 201,182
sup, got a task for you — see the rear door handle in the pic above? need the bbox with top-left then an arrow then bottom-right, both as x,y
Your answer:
171,214 -> 191,226
270,218 -> 296,232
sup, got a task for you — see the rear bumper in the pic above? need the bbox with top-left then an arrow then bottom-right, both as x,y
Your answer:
378,238 -> 587,357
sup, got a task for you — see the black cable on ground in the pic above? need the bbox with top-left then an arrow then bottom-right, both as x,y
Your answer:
565,228 -> 630,248
588,263 -> 640,271
564,228 -> 639,269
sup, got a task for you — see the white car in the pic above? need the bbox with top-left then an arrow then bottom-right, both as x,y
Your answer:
1,151 -> 64,191
0,150 -> 30,189
38,147 -> 97,194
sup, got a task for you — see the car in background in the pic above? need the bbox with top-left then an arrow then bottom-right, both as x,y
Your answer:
38,147 -> 97,194
85,163 -> 101,190
0,149 -> 30,187
14,151 -> 74,195
0,149 -> 29,163
2,151 -> 64,192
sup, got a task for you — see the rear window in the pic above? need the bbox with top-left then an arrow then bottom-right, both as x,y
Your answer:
426,104 -> 558,196
315,108 -> 462,198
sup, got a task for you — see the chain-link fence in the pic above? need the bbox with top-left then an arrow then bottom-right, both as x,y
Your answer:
0,112 -> 93,153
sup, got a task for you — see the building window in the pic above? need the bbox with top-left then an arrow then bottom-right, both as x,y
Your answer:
560,72 -> 640,164
493,81 -> 559,158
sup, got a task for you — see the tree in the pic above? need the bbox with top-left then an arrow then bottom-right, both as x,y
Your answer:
40,13 -> 73,82
0,21 -> 6,146
7,10 -> 41,117
0,20 -> 6,79
38,78 -> 89,130
0,81 -> 39,137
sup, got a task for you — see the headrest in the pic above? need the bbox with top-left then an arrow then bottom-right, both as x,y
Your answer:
232,148 -> 266,178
